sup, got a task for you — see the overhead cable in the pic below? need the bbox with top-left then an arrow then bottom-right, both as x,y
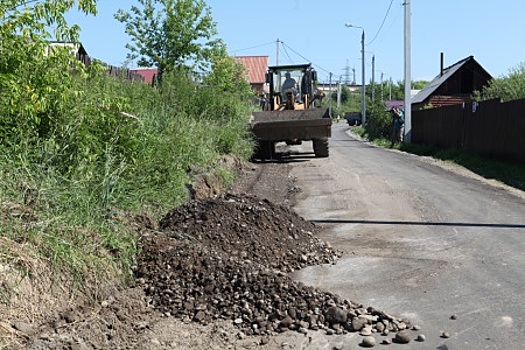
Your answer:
281,42 -> 331,75
366,0 -> 394,45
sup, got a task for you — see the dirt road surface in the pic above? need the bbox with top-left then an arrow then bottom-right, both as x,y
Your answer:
286,123 -> 525,349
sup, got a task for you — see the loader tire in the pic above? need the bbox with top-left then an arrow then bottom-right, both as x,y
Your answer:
254,141 -> 275,160
313,138 -> 329,157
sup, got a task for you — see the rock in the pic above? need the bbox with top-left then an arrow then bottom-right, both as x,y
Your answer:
394,330 -> 412,344
63,312 -> 77,324
360,326 -> 373,336
193,310 -> 206,322
450,314 -> 458,320
350,317 -> 367,332
279,315 -> 293,329
416,334 -> 426,342
396,321 -> 407,330
441,331 -> 451,338
361,336 -> 376,347
324,306 -> 347,324
358,314 -> 378,323
13,322 -> 35,335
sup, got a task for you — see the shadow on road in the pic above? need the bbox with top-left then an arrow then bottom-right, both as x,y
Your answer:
311,219 -> 525,230
251,151 -> 318,164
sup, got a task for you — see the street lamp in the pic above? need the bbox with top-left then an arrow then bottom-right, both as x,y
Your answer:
345,23 -> 366,125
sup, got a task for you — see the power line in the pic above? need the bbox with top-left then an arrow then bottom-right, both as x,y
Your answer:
366,0 -> 394,45
230,41 -> 275,54
232,39 -> 333,78
280,43 -> 294,64
280,42 -> 331,75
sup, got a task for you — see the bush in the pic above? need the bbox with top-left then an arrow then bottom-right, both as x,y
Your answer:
363,100 -> 392,140
0,61 -> 255,289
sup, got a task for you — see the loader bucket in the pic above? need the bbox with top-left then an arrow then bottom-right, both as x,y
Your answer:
250,108 -> 331,143
251,108 -> 330,123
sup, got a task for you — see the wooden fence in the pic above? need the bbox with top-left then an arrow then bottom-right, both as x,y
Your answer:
412,98 -> 525,163
76,51 -> 145,83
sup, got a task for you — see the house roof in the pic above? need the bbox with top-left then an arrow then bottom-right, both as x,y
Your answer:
48,41 -> 88,56
385,100 -> 405,110
130,68 -> 158,84
412,56 -> 484,104
233,56 -> 268,84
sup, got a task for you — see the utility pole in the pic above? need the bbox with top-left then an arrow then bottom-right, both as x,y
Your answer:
361,30 -> 366,125
329,72 -> 333,118
276,38 -> 280,66
344,24 -> 366,124
389,77 -> 392,101
337,80 -> 342,111
371,55 -> 375,102
380,72 -> 384,102
403,1 -> 412,143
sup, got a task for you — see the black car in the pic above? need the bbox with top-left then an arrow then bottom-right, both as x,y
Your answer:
344,112 -> 362,126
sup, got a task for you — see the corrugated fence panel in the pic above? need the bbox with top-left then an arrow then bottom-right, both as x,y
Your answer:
413,98 -> 525,163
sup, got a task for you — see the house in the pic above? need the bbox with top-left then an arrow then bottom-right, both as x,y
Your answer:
233,56 -> 269,94
385,90 -> 420,111
47,41 -> 90,65
129,68 -> 158,85
411,55 -> 492,110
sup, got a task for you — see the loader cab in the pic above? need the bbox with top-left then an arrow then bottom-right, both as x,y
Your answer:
265,63 -> 317,111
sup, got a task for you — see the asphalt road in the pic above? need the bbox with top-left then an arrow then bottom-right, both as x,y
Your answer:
288,123 -> 525,349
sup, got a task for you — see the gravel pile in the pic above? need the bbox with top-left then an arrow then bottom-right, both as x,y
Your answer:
135,193 -> 418,341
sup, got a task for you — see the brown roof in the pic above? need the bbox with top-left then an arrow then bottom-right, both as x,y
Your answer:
233,56 -> 268,84
130,68 -> 158,84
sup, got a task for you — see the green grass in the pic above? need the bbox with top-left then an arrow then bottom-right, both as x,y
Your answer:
0,67 -> 255,303
399,143 -> 525,191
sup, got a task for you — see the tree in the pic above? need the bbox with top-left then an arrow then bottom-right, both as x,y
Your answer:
115,0 -> 223,78
479,62 -> 525,102
0,0 -> 97,145
204,48 -> 252,100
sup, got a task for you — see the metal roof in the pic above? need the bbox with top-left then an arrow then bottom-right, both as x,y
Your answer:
130,68 -> 158,84
233,56 -> 269,84
412,56 -> 475,104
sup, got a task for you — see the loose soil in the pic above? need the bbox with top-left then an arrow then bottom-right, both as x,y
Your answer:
1,159 -> 418,349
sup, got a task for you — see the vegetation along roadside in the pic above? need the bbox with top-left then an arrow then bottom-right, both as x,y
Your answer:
0,1 -> 256,345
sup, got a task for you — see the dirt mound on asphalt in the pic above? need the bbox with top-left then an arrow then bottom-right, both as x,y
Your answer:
156,193 -> 339,271
135,194 -> 411,338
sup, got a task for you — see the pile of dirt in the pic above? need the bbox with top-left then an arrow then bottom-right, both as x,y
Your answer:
156,193 -> 339,271
135,193 -> 415,340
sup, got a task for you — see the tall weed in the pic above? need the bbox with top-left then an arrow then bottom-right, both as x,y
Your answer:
0,62 -> 254,292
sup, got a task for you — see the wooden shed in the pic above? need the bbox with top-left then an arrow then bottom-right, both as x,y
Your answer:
412,55 -> 492,110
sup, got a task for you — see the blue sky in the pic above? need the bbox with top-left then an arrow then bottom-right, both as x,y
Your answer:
68,1 -> 525,84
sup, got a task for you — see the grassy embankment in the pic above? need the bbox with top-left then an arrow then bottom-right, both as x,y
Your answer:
0,67 -> 255,331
